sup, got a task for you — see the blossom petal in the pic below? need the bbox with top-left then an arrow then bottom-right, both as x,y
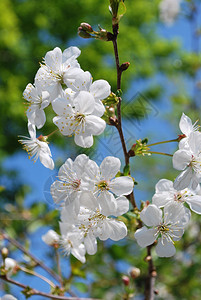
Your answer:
109,176 -> 133,196
155,179 -> 174,192
71,244 -> 86,263
140,204 -> 162,227
114,196 -> 130,216
173,149 -> 192,171
74,91 -> 95,114
98,219 -> 127,241
173,167 -> 193,190
90,79 -> 111,100
74,132 -> 93,148
98,192 -> 117,216
186,195 -> 201,214
39,150 -> 54,170
155,238 -> 176,257
179,113 -> 193,136
84,233 -> 97,255
134,227 -> 157,248
85,115 -> 106,135
100,156 -> 121,181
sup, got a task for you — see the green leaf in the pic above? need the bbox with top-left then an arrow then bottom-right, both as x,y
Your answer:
74,282 -> 88,293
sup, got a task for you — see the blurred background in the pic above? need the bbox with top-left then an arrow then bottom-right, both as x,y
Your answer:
0,0 -> 201,299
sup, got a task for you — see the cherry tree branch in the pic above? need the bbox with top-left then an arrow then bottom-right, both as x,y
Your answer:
2,232 -> 61,283
144,245 -> 157,300
0,275 -> 98,300
111,24 -> 137,209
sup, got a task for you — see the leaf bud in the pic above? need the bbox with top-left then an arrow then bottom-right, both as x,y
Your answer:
120,62 -> 130,72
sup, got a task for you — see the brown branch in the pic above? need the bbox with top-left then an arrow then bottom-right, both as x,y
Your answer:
112,24 -> 137,209
0,275 -> 99,300
144,245 -> 157,300
2,232 -> 61,283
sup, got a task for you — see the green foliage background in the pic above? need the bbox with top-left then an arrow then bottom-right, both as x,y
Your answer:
0,0 -> 201,299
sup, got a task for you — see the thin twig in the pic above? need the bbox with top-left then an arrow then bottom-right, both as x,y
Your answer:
112,24 -> 137,209
0,275 -> 99,300
2,232 -> 61,283
55,248 -> 64,288
144,245 -> 157,300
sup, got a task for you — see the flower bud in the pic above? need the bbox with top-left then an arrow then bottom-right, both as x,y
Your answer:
1,247 -> 9,259
80,23 -> 93,32
2,295 -> 18,300
42,229 -> 60,246
129,267 -> 140,279
122,275 -> 130,286
4,258 -> 18,275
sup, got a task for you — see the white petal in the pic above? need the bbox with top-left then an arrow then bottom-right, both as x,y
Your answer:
52,97 -> 73,116
69,71 -> 92,92
44,47 -> 62,71
109,176 -> 133,196
93,100 -> 105,117
2,295 -> 18,300
100,156 -> 121,180
179,113 -> 193,136
28,121 -> 36,139
98,192 -> 117,216
140,204 -> 162,227
71,244 -> 86,263
39,149 -> 54,170
74,91 -> 95,114
114,196 -> 130,216
188,131 -> 201,155
84,159 -> 100,179
155,179 -> 174,192
84,233 -> 97,255
73,154 -> 89,177
53,116 -> 74,136
89,79 -> 111,100
99,219 -> 127,241
173,167 -> 193,190
27,109 -> 46,129
134,227 -> 157,248
79,191 -> 99,210
152,193 -> 173,207
74,132 -> 93,148
63,46 -> 81,61
173,149 -> 192,171
186,195 -> 201,214
85,115 -> 106,135
155,238 -> 176,257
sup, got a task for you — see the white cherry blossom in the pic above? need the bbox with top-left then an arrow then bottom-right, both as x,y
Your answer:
68,70 -> 111,116
18,122 -> 54,169
83,156 -> 133,215
1,295 -> 18,300
159,0 -> 181,26
59,223 -> 86,263
135,203 -> 190,257
42,229 -> 60,246
173,131 -> 201,190
51,154 -> 91,210
52,91 -> 106,148
35,46 -> 82,101
4,258 -> 17,276
152,179 -> 201,214
179,113 -> 199,149
60,202 -> 127,260
23,82 -> 50,129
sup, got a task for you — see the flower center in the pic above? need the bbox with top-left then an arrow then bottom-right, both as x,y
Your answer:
72,179 -> 81,190
96,180 -> 109,191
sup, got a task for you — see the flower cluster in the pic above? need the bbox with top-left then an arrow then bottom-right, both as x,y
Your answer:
19,47 -> 111,168
135,113 -> 201,257
43,155 -> 134,263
